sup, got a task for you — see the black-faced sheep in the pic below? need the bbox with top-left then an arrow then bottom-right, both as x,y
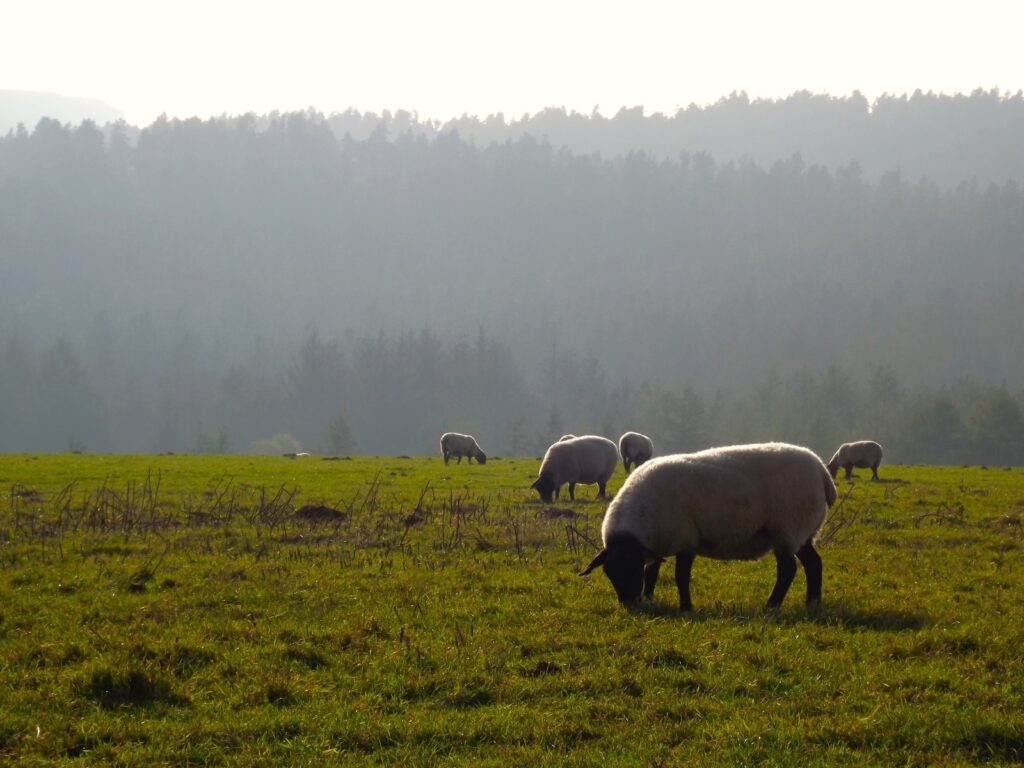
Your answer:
827,440 -> 883,481
439,432 -> 487,465
580,443 -> 836,611
530,435 -> 618,502
618,431 -> 654,473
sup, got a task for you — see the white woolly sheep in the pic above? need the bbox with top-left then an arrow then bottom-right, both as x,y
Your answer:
439,432 -> 487,465
827,440 -> 883,481
618,431 -> 654,473
580,442 -> 836,611
531,435 -> 618,502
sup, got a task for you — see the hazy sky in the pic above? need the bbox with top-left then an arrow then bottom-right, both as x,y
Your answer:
4,0 -> 1022,125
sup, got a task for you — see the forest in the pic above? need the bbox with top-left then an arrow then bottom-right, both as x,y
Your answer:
1,91 -> 1022,461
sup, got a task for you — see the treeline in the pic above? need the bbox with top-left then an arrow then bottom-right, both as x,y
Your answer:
2,329 -> 1023,466
324,89 -> 1024,187
2,114 -> 1023,384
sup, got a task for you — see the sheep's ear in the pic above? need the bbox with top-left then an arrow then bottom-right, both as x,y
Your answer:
579,549 -> 608,576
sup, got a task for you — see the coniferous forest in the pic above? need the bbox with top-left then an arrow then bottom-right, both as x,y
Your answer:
1,91 -> 1023,462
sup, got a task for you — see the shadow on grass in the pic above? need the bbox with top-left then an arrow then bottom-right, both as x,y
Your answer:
76,665 -> 188,709
838,476 -> 909,485
525,496 -> 608,507
627,598 -> 928,632
809,601 -> 929,631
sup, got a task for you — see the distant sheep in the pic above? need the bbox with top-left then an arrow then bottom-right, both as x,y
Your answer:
618,431 -> 654,473
827,440 -> 883,481
558,434 -> 577,442
531,435 -> 618,502
439,432 -> 487,465
581,442 -> 836,611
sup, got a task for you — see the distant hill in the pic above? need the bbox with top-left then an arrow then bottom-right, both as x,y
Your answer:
0,90 -> 123,134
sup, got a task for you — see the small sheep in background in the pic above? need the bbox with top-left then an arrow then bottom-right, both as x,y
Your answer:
558,434 -> 577,442
827,440 -> 883,481
531,435 -> 618,502
439,432 -> 487,465
581,442 -> 836,611
618,431 -> 654,473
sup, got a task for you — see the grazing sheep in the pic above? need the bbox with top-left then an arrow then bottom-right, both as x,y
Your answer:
531,435 -> 618,502
827,440 -> 883,481
580,442 -> 836,611
618,431 -> 654,473
558,434 -> 577,442
439,432 -> 487,465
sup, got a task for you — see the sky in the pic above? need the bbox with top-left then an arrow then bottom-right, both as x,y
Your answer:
3,0 -> 1023,126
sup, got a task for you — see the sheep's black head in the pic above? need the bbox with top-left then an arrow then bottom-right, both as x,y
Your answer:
530,474 -> 556,502
579,537 -> 646,605
826,460 -> 839,479
475,450 -> 487,465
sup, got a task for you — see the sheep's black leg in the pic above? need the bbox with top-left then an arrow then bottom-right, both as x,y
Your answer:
624,459 -> 632,474
675,552 -> 696,612
597,481 -> 607,498
568,482 -> 576,501
643,559 -> 662,599
796,541 -> 823,607
443,454 -> 450,465
457,456 -> 463,464
766,550 -> 797,609
871,464 -> 879,481
844,465 -> 853,479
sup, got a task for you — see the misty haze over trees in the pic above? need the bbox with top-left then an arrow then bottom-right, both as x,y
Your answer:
327,89 -> 1024,188
1,91 -> 1023,463
0,90 -> 123,137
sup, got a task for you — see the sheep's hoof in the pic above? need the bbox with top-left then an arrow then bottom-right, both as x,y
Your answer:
806,599 -> 823,616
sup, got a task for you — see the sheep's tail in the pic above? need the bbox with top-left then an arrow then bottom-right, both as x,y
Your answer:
821,463 -> 838,507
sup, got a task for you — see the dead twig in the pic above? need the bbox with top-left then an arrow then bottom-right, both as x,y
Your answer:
817,484 -> 860,547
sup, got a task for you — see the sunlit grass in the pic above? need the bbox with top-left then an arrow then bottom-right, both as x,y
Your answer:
1,454 -> 1022,765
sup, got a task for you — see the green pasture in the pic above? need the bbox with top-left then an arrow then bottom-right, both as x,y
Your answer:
1,453 -> 1022,766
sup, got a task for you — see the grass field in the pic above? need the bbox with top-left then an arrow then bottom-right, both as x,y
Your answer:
1,453 -> 1023,766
